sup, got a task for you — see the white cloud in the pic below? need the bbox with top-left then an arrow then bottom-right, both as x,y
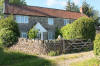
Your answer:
46,0 -> 66,6
73,0 -> 80,5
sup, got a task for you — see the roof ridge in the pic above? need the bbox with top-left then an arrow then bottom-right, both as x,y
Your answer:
9,4 -> 81,13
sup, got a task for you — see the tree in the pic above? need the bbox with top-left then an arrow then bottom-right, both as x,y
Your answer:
0,15 -> 20,37
66,0 -> 71,11
9,0 -> 26,6
66,0 -> 79,12
82,1 -> 99,21
61,17 -> 96,41
28,27 -> 38,39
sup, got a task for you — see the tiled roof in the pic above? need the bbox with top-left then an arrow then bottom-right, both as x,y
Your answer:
4,4 -> 86,19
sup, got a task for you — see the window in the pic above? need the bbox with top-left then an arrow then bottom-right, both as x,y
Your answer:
48,18 -> 54,25
64,19 -> 69,25
21,32 -> 27,38
16,15 -> 29,23
48,32 -> 53,40
37,32 -> 41,39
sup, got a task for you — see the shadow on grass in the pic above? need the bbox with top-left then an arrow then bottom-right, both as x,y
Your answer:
0,47 -> 55,66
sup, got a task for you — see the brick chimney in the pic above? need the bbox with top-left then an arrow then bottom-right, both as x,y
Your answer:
80,7 -> 83,13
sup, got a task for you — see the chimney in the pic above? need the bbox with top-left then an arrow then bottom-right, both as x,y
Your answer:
80,7 -> 83,13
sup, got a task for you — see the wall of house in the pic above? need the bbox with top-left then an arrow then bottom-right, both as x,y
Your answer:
15,15 -> 75,39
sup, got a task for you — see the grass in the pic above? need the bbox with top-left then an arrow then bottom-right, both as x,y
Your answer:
70,58 -> 100,66
0,47 -> 55,66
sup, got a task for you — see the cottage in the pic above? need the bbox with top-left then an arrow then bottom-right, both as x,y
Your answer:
3,0 -> 85,40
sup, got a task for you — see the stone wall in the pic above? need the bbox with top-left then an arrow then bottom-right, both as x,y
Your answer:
10,38 -> 93,55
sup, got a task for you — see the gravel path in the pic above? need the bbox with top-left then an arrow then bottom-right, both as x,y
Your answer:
56,51 -> 94,66
40,51 -> 94,66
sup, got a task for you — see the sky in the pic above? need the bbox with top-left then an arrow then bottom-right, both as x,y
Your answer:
25,0 -> 100,16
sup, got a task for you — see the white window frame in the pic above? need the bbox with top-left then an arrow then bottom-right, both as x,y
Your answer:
21,32 -> 27,38
64,19 -> 69,25
48,18 -> 54,25
16,15 -> 29,23
48,32 -> 53,40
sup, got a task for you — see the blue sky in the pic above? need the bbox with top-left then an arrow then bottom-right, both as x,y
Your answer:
25,0 -> 100,16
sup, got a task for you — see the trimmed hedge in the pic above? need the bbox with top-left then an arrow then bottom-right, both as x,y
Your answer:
94,33 -> 100,56
28,27 -> 38,39
61,17 -> 96,41
0,28 -> 18,47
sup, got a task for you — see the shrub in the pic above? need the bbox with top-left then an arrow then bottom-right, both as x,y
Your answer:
0,28 -> 18,47
0,15 -> 20,37
94,33 -> 100,56
55,27 -> 62,39
48,51 -> 59,56
28,27 -> 38,39
61,17 -> 96,41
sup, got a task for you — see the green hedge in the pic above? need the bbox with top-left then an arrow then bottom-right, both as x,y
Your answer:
0,28 -> 18,47
28,27 -> 38,39
61,17 -> 96,41
94,33 -> 100,56
0,16 -> 20,37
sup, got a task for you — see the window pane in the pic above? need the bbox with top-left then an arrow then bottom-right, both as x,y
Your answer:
16,15 -> 29,23
48,32 -> 53,40
21,32 -> 27,38
48,18 -> 54,25
64,19 -> 69,25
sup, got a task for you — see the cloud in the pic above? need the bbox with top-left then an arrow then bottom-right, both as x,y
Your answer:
73,0 -> 80,5
46,0 -> 66,6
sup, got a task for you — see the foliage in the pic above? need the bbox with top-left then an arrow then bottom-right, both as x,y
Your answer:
0,0 -> 4,17
0,0 -> 27,17
82,1 -> 99,25
28,27 -> 38,39
94,33 -> 100,56
66,0 -> 79,12
48,51 -> 59,56
55,27 -> 62,39
70,58 -> 100,66
0,28 -> 18,47
9,0 -> 26,6
61,17 -> 96,41
0,15 -> 20,37
0,47 -> 53,66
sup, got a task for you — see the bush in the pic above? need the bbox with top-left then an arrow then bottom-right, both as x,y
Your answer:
61,17 -> 96,41
55,27 -> 62,39
28,27 -> 38,39
48,51 -> 59,56
94,33 -> 100,56
0,15 -> 20,37
0,28 -> 18,47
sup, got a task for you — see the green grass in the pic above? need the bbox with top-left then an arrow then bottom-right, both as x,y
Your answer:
0,47 -> 54,66
70,58 -> 100,66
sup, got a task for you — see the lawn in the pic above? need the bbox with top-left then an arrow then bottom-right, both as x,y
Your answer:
70,58 -> 100,66
0,47 -> 54,66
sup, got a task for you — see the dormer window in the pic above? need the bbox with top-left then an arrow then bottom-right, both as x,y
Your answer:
48,18 -> 54,25
16,15 -> 29,23
64,19 -> 69,25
